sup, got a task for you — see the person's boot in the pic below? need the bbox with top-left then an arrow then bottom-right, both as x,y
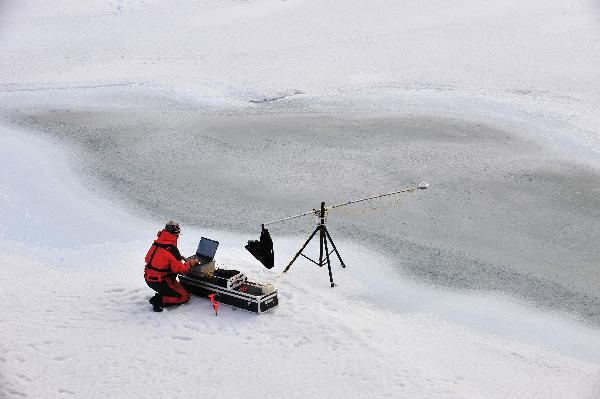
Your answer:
152,303 -> 163,312
149,294 -> 163,312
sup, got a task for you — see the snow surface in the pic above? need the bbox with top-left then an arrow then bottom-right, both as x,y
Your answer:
2,0 -> 600,398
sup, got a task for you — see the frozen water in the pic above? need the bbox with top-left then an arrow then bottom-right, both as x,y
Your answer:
1,0 -> 600,397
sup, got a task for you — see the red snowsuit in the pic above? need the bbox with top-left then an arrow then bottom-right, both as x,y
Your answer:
144,230 -> 192,306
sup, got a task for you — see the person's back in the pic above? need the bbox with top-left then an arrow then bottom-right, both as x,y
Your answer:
144,220 -> 198,312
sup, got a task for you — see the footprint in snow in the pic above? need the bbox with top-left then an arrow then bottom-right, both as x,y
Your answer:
104,287 -> 126,293
171,335 -> 193,341
7,388 -> 27,398
16,374 -> 32,382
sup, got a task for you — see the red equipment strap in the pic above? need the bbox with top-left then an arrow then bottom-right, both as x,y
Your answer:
208,293 -> 219,316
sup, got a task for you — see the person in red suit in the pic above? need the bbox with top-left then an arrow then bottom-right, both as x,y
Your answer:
145,220 -> 198,312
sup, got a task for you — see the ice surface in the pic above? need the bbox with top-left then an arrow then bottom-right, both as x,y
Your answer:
6,108 -> 599,320
1,0 -> 600,397
1,126 -> 600,398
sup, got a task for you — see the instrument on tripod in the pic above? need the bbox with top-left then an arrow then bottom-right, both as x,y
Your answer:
246,182 -> 429,287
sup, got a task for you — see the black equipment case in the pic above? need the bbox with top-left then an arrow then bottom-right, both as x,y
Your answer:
180,268 -> 278,314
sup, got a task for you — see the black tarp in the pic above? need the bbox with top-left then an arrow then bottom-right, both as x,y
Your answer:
245,225 -> 275,269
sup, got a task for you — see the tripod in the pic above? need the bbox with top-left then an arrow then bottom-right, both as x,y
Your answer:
283,202 -> 346,287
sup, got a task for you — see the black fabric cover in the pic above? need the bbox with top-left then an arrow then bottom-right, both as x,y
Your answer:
245,226 -> 275,269
213,269 -> 241,278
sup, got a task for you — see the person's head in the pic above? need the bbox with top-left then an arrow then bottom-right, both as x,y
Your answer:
165,220 -> 181,236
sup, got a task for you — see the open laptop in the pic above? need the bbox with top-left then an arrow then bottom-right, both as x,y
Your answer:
195,237 -> 219,265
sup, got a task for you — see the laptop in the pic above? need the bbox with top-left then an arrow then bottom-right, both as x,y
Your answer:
195,237 -> 219,265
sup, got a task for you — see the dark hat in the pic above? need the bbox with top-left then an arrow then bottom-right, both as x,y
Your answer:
165,220 -> 181,235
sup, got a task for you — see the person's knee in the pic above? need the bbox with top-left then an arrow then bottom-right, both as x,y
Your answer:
165,293 -> 189,305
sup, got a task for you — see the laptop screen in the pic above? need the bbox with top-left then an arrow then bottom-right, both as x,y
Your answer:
196,237 -> 219,259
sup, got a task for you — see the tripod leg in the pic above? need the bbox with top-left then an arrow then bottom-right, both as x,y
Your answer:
323,231 -> 335,287
284,227 -> 320,273
324,227 -> 346,268
319,225 -> 324,267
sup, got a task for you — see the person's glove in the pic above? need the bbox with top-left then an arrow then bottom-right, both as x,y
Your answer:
185,257 -> 199,267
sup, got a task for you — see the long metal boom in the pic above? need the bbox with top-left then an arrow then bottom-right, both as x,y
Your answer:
262,182 -> 428,226
263,209 -> 319,226
329,186 -> 416,210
